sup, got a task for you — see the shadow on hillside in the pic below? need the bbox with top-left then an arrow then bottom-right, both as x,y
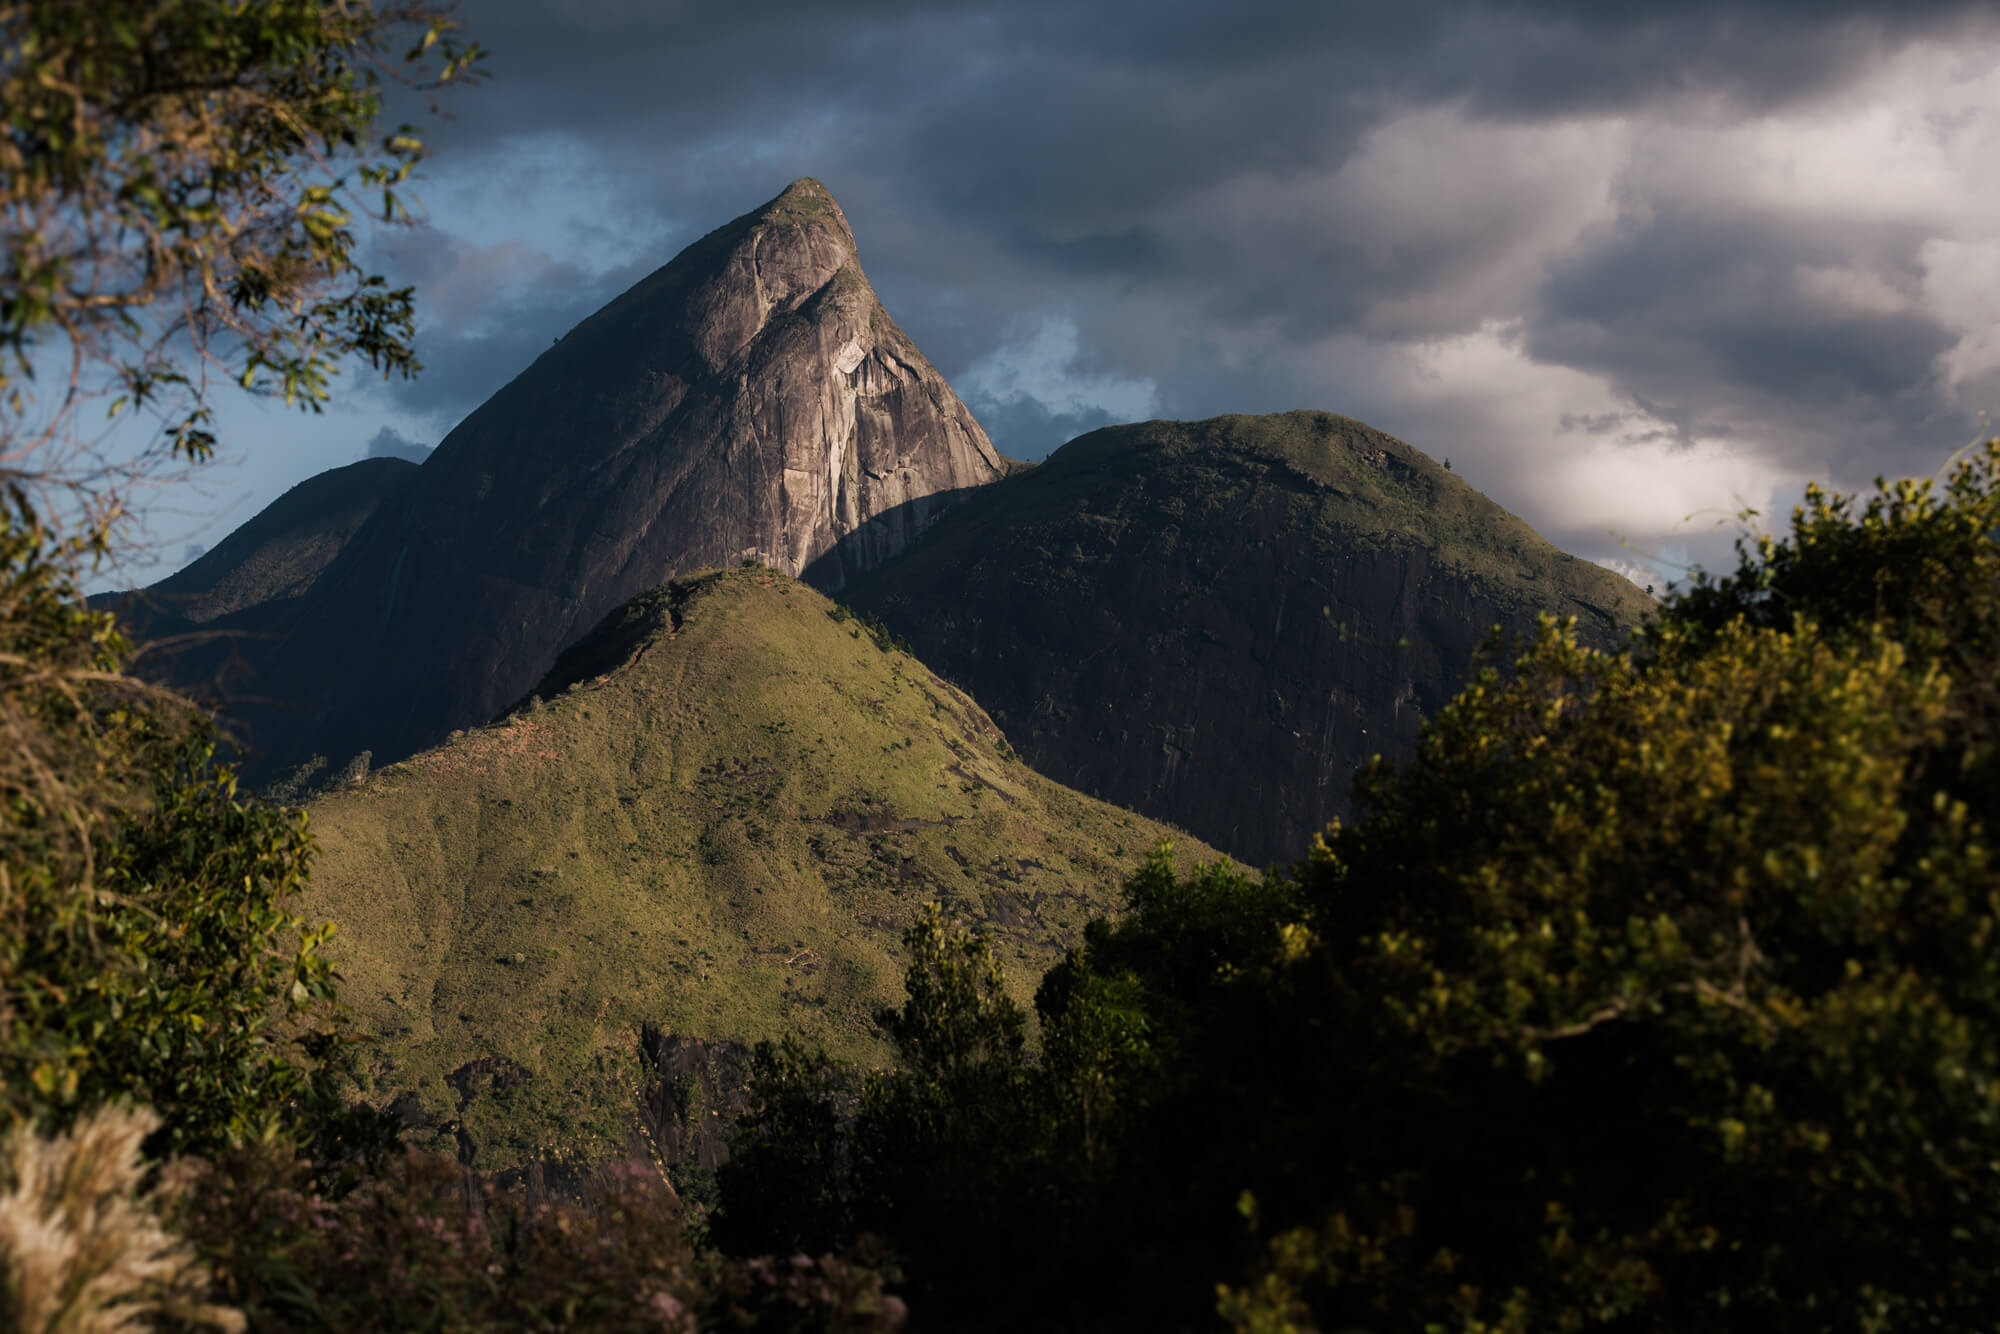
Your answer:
799,483 -> 997,594
86,584 -> 300,750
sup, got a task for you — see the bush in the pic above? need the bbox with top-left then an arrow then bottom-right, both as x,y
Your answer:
172,1140 -> 904,1333
1183,446 -> 2000,1330
0,492 -> 364,1161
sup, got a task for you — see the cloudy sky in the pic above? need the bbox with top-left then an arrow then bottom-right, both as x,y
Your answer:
114,0 -> 2000,592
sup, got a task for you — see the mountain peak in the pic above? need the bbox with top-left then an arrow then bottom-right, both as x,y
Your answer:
665,179 -> 865,375
157,175 -> 1007,783
757,176 -> 850,232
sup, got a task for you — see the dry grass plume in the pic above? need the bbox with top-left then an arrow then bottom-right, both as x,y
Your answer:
0,1104 -> 240,1333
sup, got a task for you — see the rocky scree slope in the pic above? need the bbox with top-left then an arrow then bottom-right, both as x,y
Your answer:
300,566 -> 1218,1175
129,178 -> 1008,783
844,411 -> 1651,869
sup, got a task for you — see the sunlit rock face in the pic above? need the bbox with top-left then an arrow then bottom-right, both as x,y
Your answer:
139,178 -> 1006,780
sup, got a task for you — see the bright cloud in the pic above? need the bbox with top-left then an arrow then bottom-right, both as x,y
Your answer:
960,315 -> 1160,423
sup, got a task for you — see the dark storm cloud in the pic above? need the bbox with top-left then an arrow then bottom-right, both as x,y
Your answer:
403,0 -> 1991,329
1405,1 -> 1993,119
1007,226 -> 1169,281
417,0 -> 1987,144
1532,207 -> 1969,467
354,0 -> 2000,574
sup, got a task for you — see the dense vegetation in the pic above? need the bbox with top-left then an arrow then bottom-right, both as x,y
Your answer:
717,445 -> 2000,1332
0,0 -> 482,499
5,3 -> 1997,1330
0,484 -> 390,1158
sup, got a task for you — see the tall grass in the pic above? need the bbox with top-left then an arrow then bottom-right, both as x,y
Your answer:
0,1104 -> 241,1334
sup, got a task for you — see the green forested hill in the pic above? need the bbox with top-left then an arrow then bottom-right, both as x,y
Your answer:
299,566 -> 1221,1173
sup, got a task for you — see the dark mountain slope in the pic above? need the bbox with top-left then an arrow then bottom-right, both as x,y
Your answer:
144,456 -> 418,622
129,178 -> 1009,781
843,411 -> 1651,868
87,458 -> 418,713
301,566 -> 1218,1172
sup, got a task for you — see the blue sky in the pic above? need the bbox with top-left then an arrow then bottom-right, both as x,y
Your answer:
89,0 -> 2000,594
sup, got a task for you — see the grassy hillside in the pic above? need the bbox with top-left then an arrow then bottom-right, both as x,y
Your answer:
301,566 -> 1221,1174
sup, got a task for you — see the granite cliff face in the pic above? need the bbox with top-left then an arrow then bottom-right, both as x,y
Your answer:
163,179 -> 1006,779
844,411 -> 1652,869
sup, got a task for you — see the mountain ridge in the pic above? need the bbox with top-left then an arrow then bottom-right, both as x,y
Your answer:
145,456 -> 417,624
129,177 -> 1011,783
105,183 -> 1656,878
844,410 -> 1650,866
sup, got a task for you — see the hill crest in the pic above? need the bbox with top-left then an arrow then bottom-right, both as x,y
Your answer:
301,566 -> 1220,1171
845,410 -> 1650,866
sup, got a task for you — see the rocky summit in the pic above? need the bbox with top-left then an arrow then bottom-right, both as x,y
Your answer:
129,178 -> 1006,783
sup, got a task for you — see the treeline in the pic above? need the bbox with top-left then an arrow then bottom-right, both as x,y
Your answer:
709,447 -> 2000,1332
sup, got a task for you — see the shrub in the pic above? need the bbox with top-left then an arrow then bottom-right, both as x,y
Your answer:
172,1140 -> 904,1333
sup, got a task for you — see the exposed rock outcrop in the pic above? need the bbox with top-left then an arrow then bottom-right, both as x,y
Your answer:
142,178 -> 1006,780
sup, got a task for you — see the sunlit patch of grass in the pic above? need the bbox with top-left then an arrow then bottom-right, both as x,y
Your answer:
301,567 -> 1220,1172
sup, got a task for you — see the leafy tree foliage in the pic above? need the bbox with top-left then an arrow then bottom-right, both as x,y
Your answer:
0,0 -> 481,1158
716,444 -> 2000,1333
713,1036 -> 863,1259
0,0 -> 482,506
717,878 -> 1309,1329
0,489 -> 375,1160
717,905 -> 1042,1315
